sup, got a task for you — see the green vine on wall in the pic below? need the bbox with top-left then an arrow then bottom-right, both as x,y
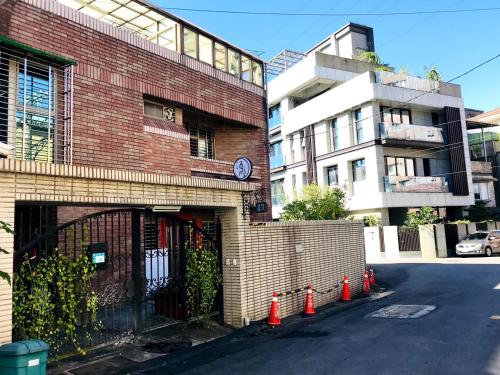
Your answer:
185,246 -> 222,325
0,221 -> 14,285
13,248 -> 100,355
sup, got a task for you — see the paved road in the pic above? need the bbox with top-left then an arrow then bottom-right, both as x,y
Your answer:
135,258 -> 500,375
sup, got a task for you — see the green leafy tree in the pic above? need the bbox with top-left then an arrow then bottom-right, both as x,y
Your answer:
424,66 -> 443,81
404,207 -> 439,228
466,204 -> 491,222
0,221 -> 14,286
281,184 -> 348,221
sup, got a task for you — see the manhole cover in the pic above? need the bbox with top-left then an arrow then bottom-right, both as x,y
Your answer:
367,304 -> 436,319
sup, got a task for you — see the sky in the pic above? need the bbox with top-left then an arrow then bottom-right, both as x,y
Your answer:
153,0 -> 500,111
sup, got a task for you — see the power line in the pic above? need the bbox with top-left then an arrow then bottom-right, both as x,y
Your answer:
161,6 -> 500,17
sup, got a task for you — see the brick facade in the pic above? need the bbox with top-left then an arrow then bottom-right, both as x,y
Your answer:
0,0 -> 270,219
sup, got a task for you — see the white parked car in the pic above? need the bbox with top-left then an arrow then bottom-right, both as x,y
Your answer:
455,231 -> 500,257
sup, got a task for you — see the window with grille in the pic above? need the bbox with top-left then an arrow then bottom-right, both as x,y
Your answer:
188,126 -> 214,159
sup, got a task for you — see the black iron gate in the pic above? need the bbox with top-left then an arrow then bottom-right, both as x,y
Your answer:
13,207 -> 222,353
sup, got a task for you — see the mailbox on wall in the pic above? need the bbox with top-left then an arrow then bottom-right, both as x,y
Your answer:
88,243 -> 108,270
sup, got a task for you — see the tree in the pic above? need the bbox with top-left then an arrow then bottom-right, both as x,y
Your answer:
0,221 -> 13,286
404,207 -> 438,228
424,66 -> 443,81
466,204 -> 491,222
281,184 -> 348,221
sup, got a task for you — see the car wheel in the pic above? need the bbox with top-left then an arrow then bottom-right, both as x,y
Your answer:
485,247 -> 493,257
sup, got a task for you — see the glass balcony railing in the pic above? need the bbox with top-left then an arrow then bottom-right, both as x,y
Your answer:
384,176 -> 449,193
270,153 -> 284,169
378,123 -> 445,143
271,194 -> 286,206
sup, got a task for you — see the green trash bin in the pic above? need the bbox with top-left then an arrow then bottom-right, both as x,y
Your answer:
0,340 -> 50,375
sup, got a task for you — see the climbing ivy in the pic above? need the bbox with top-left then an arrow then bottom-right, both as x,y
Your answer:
13,248 -> 100,355
0,221 -> 14,286
186,246 -> 222,325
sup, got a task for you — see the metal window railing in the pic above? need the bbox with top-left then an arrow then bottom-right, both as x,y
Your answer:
0,46 -> 74,164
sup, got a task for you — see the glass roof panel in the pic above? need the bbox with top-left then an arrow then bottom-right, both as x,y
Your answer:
145,10 -> 164,21
129,15 -> 156,29
89,0 -> 121,13
126,1 -> 150,14
102,14 -> 126,26
111,6 -> 139,21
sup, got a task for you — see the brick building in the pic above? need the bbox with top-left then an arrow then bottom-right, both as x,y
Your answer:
0,0 -> 272,345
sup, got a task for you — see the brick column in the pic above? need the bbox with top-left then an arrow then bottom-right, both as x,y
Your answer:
0,173 -> 15,343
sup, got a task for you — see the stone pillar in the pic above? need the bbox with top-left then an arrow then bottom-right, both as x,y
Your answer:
216,204 -> 250,328
457,224 -> 467,241
383,226 -> 400,259
0,173 -> 15,343
434,224 -> 447,258
419,225 -> 437,258
487,222 -> 496,231
467,223 -> 476,235
364,227 -> 381,259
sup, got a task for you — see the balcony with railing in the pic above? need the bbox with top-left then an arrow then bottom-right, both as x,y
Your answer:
374,71 -> 461,97
384,176 -> 449,193
378,122 -> 445,144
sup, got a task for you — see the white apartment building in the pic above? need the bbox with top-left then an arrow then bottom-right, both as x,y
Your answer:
268,23 -> 474,225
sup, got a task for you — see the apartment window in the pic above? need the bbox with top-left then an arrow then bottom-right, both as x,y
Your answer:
271,179 -> 286,205
474,184 -> 481,200
241,55 -> 251,82
353,109 -> 363,144
199,34 -> 213,65
183,28 -> 198,59
330,118 -> 339,151
352,159 -> 366,182
269,141 -> 284,169
157,19 -> 178,51
268,104 -> 281,129
144,100 -> 175,122
228,49 -> 241,77
385,156 -> 415,176
291,174 -> 297,197
288,135 -> 295,164
252,60 -> 263,86
188,126 -> 214,159
380,106 -> 411,125
299,130 -> 305,161
15,60 -> 56,162
214,42 -> 227,71
423,158 -> 431,176
302,171 -> 308,187
326,165 -> 338,186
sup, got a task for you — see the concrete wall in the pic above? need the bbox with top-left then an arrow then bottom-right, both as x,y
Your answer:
241,220 -> 365,324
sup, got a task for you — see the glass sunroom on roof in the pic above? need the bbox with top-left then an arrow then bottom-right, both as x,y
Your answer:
56,0 -> 264,86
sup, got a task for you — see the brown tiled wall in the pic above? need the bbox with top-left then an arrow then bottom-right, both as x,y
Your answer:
0,0 -> 268,183
240,220 -> 366,324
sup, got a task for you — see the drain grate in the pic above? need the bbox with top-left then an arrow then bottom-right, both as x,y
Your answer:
367,304 -> 436,319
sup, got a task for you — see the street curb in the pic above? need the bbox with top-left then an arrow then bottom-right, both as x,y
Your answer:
125,290 -> 394,375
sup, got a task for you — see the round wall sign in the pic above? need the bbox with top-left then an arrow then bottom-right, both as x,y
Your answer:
233,157 -> 253,181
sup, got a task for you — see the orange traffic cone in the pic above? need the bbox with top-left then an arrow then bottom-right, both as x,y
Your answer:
341,275 -> 351,302
369,268 -> 376,286
268,291 -> 281,327
363,271 -> 371,296
304,284 -> 315,316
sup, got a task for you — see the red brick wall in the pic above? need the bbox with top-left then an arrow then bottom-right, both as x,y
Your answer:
1,0 -> 271,221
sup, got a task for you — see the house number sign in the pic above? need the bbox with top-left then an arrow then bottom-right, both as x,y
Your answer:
233,157 -> 253,181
